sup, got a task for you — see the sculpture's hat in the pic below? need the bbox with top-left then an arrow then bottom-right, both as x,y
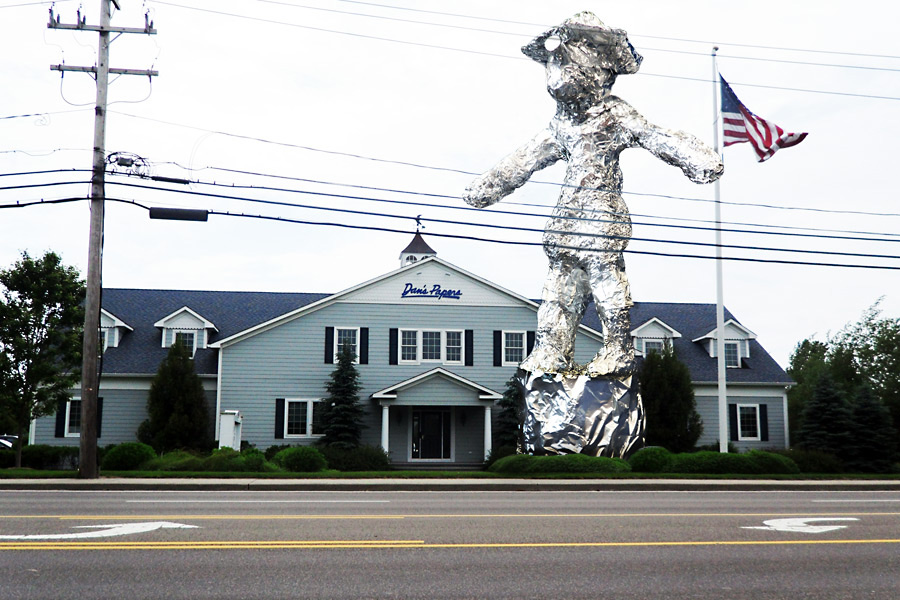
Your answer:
522,12 -> 642,74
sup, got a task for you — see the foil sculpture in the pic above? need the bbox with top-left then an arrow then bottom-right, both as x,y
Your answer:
464,12 -> 723,457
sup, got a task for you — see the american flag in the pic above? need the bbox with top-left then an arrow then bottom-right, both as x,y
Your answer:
720,75 -> 807,162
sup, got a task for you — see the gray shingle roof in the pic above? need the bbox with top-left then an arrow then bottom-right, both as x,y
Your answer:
100,289 -> 790,386
100,289 -> 328,375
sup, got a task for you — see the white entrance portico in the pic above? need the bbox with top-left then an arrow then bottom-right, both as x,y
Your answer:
371,368 -> 502,462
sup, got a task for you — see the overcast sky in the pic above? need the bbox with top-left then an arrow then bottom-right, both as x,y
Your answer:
2,0 -> 898,369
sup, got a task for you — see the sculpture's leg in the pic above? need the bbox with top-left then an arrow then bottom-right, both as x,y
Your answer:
585,251 -> 635,377
519,260 -> 590,374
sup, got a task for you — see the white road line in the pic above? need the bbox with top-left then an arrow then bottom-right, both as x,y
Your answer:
125,500 -> 391,504
812,499 -> 900,503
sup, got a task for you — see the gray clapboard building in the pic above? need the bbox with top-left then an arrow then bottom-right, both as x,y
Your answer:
31,235 -> 793,463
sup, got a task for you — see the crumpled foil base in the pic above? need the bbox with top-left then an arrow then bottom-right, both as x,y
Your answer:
515,368 -> 644,458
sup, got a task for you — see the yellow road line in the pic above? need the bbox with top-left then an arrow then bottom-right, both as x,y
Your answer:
1,539 -> 899,551
1,511 -> 898,520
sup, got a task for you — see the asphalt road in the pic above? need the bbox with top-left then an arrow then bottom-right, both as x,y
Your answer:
2,488 -> 899,599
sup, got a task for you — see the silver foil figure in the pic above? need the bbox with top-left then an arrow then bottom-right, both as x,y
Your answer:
464,12 -> 723,455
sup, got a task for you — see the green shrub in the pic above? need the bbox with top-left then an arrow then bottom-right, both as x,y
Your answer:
628,446 -> 674,473
240,447 -> 270,472
265,444 -> 293,462
318,445 -> 390,472
18,445 -> 80,469
746,450 -> 800,474
101,442 -> 157,471
772,449 -> 844,473
485,445 -> 518,469
693,441 -> 739,453
0,449 -> 13,469
665,451 -> 763,474
202,448 -> 246,472
489,453 -> 631,474
274,446 -> 328,473
143,450 -> 205,472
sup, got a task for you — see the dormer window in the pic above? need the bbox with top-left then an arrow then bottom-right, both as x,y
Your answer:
692,319 -> 757,368
631,317 -> 681,357
154,306 -> 218,357
99,309 -> 132,352
724,342 -> 740,368
643,339 -> 665,356
174,330 -> 197,356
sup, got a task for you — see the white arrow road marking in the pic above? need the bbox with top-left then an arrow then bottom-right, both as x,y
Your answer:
742,517 -> 859,533
0,521 -> 199,541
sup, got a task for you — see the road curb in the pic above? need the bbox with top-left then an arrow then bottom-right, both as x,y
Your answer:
3,478 -> 900,492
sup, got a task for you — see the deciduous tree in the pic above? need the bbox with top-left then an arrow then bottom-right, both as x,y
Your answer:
0,251 -> 84,467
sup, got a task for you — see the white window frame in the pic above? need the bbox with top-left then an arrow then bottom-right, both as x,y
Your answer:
502,330 -> 526,367
284,398 -> 326,438
724,341 -> 740,368
736,403 -> 761,441
100,328 -> 110,352
642,339 -> 665,356
444,330 -> 464,365
172,329 -> 198,357
399,329 -> 419,364
333,327 -> 360,364
398,329 -> 465,365
65,398 -> 82,438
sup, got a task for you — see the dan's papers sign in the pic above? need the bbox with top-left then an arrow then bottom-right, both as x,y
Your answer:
402,283 -> 462,300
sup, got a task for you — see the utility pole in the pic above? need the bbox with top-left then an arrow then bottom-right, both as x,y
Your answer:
48,1 -> 157,478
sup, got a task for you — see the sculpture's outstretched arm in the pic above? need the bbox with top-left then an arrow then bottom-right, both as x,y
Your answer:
464,129 -> 564,208
622,103 -> 724,184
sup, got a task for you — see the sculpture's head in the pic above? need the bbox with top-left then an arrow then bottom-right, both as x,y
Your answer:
522,12 -> 642,107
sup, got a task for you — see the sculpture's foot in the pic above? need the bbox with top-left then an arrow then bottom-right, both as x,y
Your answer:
585,348 -> 635,378
519,347 -> 569,375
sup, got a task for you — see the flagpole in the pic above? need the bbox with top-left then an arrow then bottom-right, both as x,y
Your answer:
712,47 -> 729,454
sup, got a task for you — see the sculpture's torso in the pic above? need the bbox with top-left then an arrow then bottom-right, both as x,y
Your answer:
544,96 -> 634,258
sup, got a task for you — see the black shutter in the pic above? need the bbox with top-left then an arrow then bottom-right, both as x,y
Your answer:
493,331 -> 502,367
275,398 -> 285,439
526,331 -> 536,355
464,330 -> 474,366
54,399 -> 67,438
389,328 -> 398,365
759,404 -> 769,442
728,403 -> 738,442
96,397 -> 103,439
359,328 -> 369,365
324,327 -> 334,364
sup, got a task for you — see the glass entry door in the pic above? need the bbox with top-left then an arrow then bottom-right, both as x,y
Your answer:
411,409 -> 451,460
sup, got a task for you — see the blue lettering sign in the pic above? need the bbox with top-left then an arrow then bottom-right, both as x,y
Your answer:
401,283 -> 462,300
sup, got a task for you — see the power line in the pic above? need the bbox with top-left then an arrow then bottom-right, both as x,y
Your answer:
5,192 -> 899,270
121,173 -> 900,245
180,164 -> 900,236
149,0 -> 519,61
112,111 -> 900,219
103,179 -> 900,261
334,0 -> 900,62
147,1 -> 900,101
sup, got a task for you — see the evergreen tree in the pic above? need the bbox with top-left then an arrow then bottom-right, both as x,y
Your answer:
786,339 -> 828,445
0,251 -> 84,467
844,385 -> 898,473
638,344 -> 703,453
494,377 -> 524,451
137,340 -> 210,452
321,343 -> 365,449
797,372 -> 854,454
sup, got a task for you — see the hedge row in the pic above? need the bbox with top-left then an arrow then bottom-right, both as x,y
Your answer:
628,447 -> 801,474
489,453 -> 631,474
